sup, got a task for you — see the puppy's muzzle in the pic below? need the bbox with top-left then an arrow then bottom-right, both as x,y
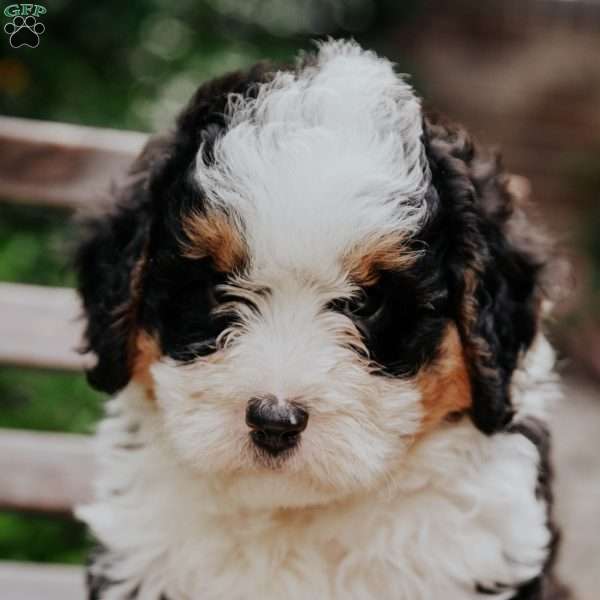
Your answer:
246,395 -> 308,456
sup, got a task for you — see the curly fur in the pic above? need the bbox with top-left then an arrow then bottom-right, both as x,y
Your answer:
76,41 -> 568,600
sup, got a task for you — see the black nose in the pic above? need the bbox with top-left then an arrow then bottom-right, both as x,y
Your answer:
246,396 -> 308,456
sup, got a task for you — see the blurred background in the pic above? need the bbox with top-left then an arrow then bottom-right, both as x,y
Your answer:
0,0 -> 598,597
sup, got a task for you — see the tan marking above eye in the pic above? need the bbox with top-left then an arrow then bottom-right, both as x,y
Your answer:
181,209 -> 246,272
343,234 -> 417,286
415,323 -> 472,434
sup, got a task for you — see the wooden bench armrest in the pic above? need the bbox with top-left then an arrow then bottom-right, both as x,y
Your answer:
0,429 -> 93,513
0,283 -> 90,371
0,116 -> 147,209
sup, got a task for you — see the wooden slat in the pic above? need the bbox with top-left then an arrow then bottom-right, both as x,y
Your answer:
0,116 -> 147,209
0,562 -> 85,600
0,429 -> 93,513
0,283 -> 91,371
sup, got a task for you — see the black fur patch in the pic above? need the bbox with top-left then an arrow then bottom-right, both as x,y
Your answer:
334,257 -> 450,378
421,113 -> 548,434
508,418 -> 569,600
86,546 -> 130,600
473,418 -> 569,599
75,63 -> 276,391
87,546 -> 171,600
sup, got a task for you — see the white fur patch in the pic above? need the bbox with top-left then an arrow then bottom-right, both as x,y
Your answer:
194,40 -> 430,277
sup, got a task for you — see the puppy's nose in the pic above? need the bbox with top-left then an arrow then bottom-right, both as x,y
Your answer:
246,396 -> 308,456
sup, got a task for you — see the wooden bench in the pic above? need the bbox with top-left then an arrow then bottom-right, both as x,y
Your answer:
0,116 -> 148,598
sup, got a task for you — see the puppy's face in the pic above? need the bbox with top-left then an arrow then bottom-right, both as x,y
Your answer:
77,42 -> 547,508
144,215 -> 458,503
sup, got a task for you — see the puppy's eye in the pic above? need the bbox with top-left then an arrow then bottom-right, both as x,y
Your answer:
170,272 -> 227,313
348,287 -> 385,318
329,286 -> 385,320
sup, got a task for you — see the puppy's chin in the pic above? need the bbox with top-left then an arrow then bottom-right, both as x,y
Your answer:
206,471 -> 351,512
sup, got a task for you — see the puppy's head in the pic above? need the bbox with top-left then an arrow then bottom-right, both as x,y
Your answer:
77,42 -> 551,507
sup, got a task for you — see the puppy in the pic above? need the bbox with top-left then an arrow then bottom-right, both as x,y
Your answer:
76,40 -> 569,600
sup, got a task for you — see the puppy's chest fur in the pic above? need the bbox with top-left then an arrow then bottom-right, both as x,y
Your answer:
82,387 -> 553,600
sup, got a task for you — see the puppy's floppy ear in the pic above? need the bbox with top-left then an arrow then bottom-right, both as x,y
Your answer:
424,115 -> 553,434
75,136 -> 168,394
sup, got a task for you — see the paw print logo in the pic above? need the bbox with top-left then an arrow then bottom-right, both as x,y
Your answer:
4,15 -> 45,48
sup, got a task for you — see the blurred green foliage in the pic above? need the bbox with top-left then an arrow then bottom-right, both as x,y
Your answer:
0,0 -> 419,129
0,513 -> 89,564
0,368 -> 101,433
0,204 -> 74,286
2,4 -> 299,134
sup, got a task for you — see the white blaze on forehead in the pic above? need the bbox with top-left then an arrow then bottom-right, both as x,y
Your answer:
194,40 -> 430,275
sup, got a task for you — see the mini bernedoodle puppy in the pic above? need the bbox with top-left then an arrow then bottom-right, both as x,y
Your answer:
76,41 -> 570,600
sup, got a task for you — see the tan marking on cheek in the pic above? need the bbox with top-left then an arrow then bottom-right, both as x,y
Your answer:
181,210 -> 246,272
416,323 -> 472,433
132,331 -> 161,399
344,234 -> 417,286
